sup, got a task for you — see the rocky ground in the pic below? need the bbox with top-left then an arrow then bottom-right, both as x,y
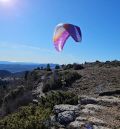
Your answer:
51,95 -> 120,129
69,65 -> 120,97
48,64 -> 120,129
0,61 -> 120,129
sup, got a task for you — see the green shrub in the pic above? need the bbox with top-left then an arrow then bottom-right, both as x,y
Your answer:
61,71 -> 81,87
42,71 -> 81,92
0,105 -> 51,129
64,64 -> 73,70
46,64 -> 51,71
0,91 -> 78,129
4,86 -> 24,103
55,65 -> 60,69
39,91 -> 78,109
73,63 -> 84,70
42,74 -> 62,92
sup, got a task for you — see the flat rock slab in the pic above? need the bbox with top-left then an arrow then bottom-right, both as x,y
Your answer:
79,96 -> 120,106
84,104 -> 105,111
76,116 -> 87,121
88,117 -> 107,126
79,96 -> 98,105
93,125 -> 112,129
54,104 -> 79,114
80,108 -> 95,115
80,104 -> 105,115
68,121 -> 85,129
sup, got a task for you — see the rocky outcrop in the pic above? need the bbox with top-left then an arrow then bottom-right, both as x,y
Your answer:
99,89 -> 120,96
79,95 -> 120,106
50,95 -> 120,129
32,82 -> 45,98
53,104 -> 80,125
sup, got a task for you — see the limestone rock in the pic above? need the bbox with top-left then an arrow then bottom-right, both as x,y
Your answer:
57,111 -> 76,125
54,104 -> 79,114
93,125 -> 111,129
68,121 -> 85,129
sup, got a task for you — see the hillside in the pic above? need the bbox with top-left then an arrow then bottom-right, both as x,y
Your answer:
0,61 -> 120,129
69,62 -> 120,97
0,70 -> 12,78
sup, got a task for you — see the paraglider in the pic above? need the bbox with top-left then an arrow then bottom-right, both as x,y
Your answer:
53,23 -> 82,52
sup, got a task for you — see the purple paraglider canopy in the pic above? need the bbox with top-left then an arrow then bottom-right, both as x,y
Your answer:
53,23 -> 82,52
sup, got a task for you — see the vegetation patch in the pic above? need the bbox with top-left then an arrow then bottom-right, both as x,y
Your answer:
0,105 -> 51,129
39,91 -> 78,109
0,91 -> 78,129
42,71 -> 81,92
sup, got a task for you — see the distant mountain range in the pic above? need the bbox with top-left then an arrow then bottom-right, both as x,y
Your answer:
0,61 -> 57,73
0,70 -> 12,78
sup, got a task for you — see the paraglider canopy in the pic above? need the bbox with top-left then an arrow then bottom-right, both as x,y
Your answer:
53,23 -> 82,52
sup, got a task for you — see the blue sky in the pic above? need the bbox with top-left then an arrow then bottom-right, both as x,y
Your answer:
0,0 -> 120,64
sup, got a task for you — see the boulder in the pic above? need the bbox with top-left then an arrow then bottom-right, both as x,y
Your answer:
57,111 -> 76,125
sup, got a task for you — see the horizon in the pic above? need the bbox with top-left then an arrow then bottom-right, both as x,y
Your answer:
0,59 -> 120,65
0,0 -> 120,64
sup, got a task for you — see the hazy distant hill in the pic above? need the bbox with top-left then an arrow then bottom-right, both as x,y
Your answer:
0,61 -> 57,73
0,70 -> 12,78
